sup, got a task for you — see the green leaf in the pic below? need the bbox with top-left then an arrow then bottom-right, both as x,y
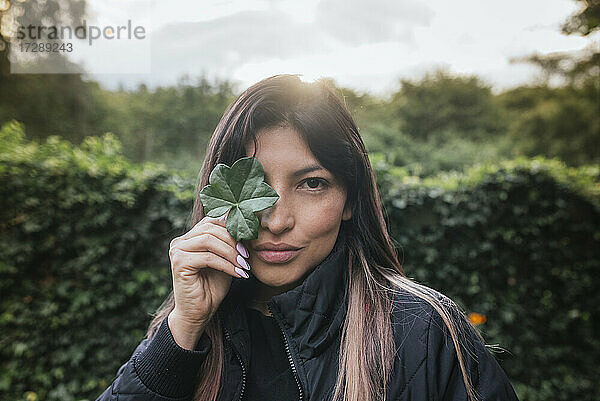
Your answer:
199,156 -> 279,241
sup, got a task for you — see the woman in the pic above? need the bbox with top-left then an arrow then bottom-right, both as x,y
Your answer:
97,74 -> 519,401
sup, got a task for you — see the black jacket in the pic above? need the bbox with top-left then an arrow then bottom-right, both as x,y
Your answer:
96,227 -> 519,401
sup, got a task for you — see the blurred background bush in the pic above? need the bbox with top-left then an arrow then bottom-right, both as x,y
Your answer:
1,122 -> 598,401
1,0 -> 598,400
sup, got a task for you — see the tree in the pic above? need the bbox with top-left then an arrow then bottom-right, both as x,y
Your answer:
392,69 -> 506,141
96,75 -> 237,172
562,0 -> 600,35
502,0 -> 600,166
511,0 -> 599,86
0,1 -> 112,144
0,0 -> 86,75
499,81 -> 599,166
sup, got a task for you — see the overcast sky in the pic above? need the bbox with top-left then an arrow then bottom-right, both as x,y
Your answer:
83,0 -> 597,95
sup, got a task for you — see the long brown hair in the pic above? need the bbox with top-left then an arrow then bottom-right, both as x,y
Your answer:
146,74 -> 480,401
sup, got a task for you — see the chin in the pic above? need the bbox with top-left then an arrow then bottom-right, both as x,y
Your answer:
253,268 -> 302,289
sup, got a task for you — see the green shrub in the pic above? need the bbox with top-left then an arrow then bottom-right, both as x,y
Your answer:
0,121 -> 194,400
1,122 -> 598,400
374,153 -> 600,400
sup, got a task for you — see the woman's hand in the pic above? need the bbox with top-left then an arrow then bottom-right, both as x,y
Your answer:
167,212 -> 251,349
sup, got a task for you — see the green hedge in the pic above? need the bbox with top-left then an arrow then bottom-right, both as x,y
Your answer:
373,154 -> 600,400
0,121 -> 194,400
1,121 -> 598,401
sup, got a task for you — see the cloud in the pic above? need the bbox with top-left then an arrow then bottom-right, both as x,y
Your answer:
316,0 -> 433,45
150,9 -> 335,81
88,0 -> 590,94
145,3 -> 435,87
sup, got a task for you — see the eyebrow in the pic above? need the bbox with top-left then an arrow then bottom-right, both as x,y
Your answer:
291,164 -> 326,178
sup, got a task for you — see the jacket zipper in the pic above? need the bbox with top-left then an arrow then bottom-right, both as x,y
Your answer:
218,306 -> 304,401
268,303 -> 304,401
217,309 -> 247,401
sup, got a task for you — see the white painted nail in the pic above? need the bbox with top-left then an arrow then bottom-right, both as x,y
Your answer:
235,266 -> 249,278
237,254 -> 250,270
236,242 -> 249,258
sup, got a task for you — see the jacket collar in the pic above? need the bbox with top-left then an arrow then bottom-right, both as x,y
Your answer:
218,222 -> 350,364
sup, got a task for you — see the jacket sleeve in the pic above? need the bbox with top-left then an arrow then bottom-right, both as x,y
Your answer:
426,302 -> 519,401
95,315 -> 213,401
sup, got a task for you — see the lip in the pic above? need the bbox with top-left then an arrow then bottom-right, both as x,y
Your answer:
254,242 -> 301,251
256,249 -> 301,264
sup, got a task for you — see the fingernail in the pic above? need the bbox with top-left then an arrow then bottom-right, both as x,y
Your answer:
237,254 -> 251,271
235,266 -> 249,278
219,214 -> 227,222
236,242 -> 249,258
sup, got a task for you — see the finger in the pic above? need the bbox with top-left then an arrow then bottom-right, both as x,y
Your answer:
176,232 -> 249,272
179,210 -> 230,241
172,248 -> 249,279
213,209 -> 229,228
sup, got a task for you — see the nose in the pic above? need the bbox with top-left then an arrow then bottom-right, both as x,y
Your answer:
257,194 -> 294,235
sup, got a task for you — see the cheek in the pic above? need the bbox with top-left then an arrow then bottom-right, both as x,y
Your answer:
296,192 -> 346,233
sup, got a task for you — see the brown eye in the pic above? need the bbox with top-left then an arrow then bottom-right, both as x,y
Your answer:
307,178 -> 320,188
300,177 -> 328,191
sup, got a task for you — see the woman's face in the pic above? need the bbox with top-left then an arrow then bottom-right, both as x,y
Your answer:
244,125 -> 352,292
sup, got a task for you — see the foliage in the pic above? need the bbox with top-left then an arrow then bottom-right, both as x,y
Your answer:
373,152 -> 600,401
95,76 -> 237,171
321,75 -> 521,177
0,71 -> 235,175
0,121 -> 195,401
392,69 -> 507,141
1,121 -> 599,400
561,0 -> 600,36
199,156 -> 279,241
499,78 -> 600,166
362,123 -> 518,177
0,0 -> 86,70
0,76 -> 108,145
511,47 -> 600,86
2,69 -> 596,178
0,0 -> 96,144
511,0 -> 599,88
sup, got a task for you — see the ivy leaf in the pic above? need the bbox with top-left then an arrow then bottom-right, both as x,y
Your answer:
199,156 -> 279,241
